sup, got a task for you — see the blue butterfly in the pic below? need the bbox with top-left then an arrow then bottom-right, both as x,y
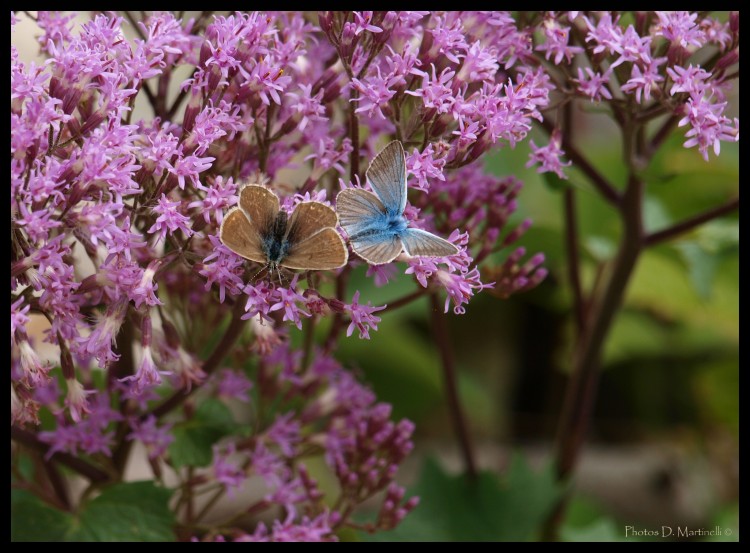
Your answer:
336,140 -> 459,265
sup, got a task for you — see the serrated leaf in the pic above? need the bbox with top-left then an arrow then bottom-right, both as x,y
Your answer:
362,454 -> 561,542
11,494 -> 74,542
74,481 -> 175,542
12,482 -> 175,542
168,398 -> 238,468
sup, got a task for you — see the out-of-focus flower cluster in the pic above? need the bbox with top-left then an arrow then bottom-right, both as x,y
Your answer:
12,10 -> 736,542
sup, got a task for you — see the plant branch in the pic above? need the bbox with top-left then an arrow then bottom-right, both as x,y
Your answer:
429,293 -> 477,479
11,426 -> 110,483
561,104 -> 585,335
43,458 -> 71,510
539,118 -> 622,206
545,116 -> 647,539
110,315 -> 136,474
645,196 -> 739,246
324,265 -> 351,353
645,114 -> 680,160
379,288 -> 427,314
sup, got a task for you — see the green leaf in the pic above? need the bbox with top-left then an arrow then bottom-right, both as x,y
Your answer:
362,454 -> 561,541
584,235 -> 617,262
674,220 -> 739,300
11,494 -> 74,541
541,170 -> 570,192
675,242 -> 719,299
561,518 -> 626,542
706,503 -> 738,542
12,482 -> 176,542
643,196 -> 672,234
74,481 -> 175,542
168,398 -> 238,468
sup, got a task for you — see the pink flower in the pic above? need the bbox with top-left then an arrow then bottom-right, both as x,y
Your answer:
573,67 -> 613,102
212,443 -> 246,497
345,291 -> 386,340
147,194 -> 193,243
216,369 -> 253,402
120,346 -> 170,396
526,129 -> 572,179
128,415 -> 174,459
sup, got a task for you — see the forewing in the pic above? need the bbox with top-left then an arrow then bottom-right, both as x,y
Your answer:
400,228 -> 459,257
238,184 -> 280,234
281,228 -> 349,270
336,188 -> 386,236
366,140 -> 407,215
350,233 -> 403,265
285,201 -> 339,246
219,207 -> 267,263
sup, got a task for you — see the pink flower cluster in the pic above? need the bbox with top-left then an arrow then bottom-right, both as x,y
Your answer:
525,12 -> 739,177
12,10 -> 736,542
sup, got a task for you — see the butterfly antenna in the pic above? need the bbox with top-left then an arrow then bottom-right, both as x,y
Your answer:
275,264 -> 286,287
251,263 -> 270,282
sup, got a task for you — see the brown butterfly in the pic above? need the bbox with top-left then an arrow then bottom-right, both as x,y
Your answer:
220,184 -> 348,275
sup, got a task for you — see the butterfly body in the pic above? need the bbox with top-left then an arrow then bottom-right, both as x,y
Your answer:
336,140 -> 459,265
262,210 -> 291,265
220,184 -> 348,272
346,211 -> 408,242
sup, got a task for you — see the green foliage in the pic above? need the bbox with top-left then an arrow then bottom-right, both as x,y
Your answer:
561,518 -> 624,542
168,398 -> 239,468
674,219 -> 739,300
363,454 -> 561,542
707,503 -> 739,542
560,495 -> 631,542
11,482 -> 175,542
11,492 -> 73,542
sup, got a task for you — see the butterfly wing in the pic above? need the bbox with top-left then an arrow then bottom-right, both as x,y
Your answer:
366,140 -> 407,215
400,228 -> 459,257
349,232 -> 403,265
336,187 -> 386,232
284,201 -> 339,245
282,228 -> 348,270
220,184 -> 281,263
336,187 -> 402,264
239,184 -> 280,234
280,201 -> 348,270
219,208 -> 267,263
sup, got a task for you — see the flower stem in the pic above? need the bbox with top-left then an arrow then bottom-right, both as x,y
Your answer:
429,293 -> 477,479
43,458 -> 71,510
349,87 -> 360,181
149,296 -> 247,419
379,288 -> 426,314
562,105 -> 585,335
111,316 -> 136,474
545,116 -> 646,539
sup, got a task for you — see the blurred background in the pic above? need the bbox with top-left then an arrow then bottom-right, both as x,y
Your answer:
14,11 -> 739,541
